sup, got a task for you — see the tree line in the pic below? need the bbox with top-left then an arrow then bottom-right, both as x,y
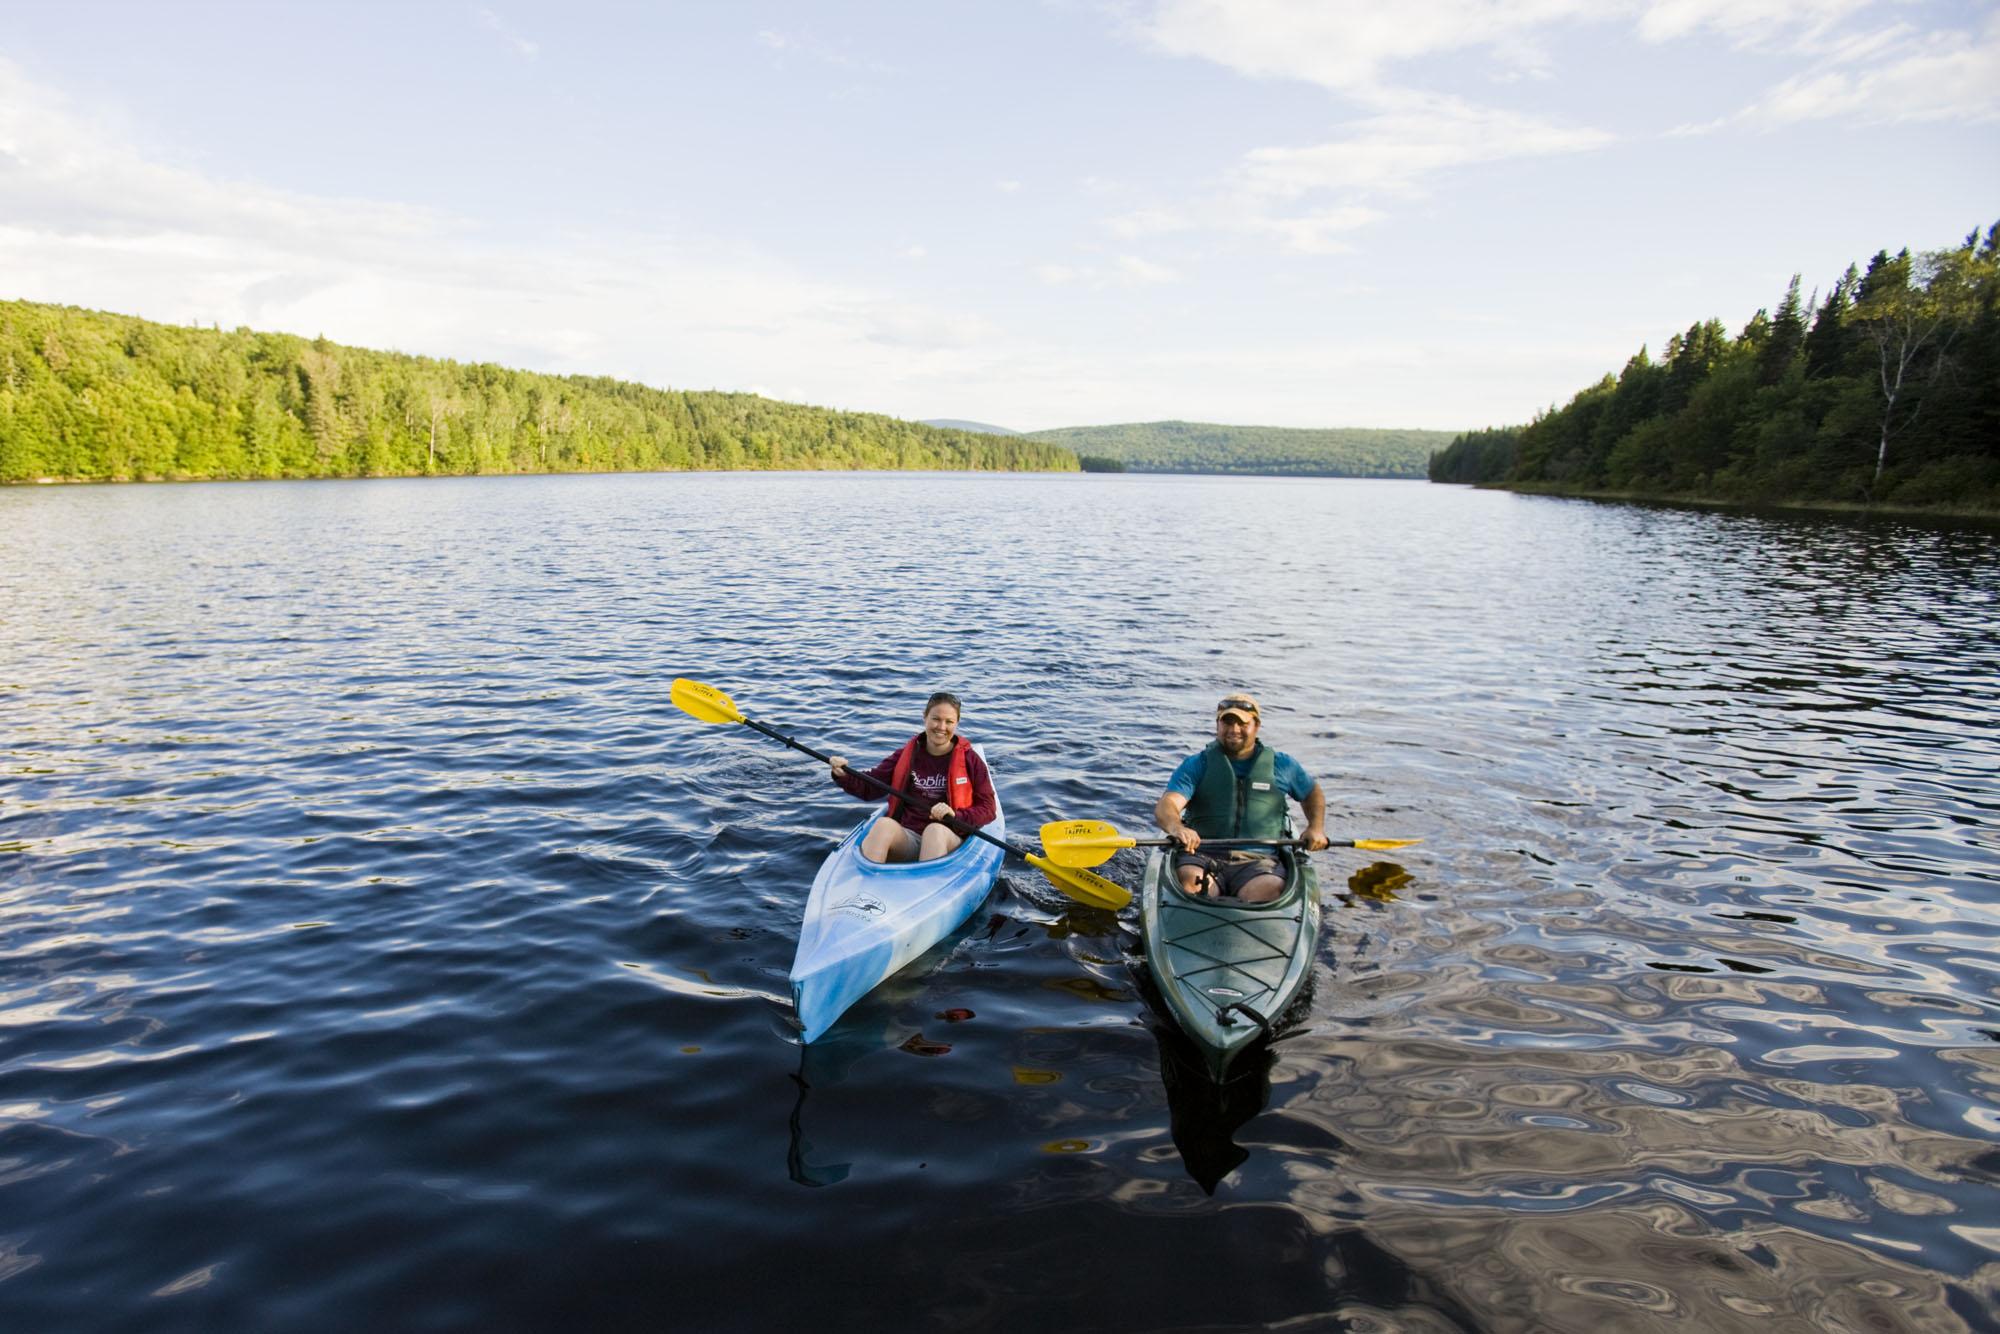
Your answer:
0,301 -> 1079,483
1428,223 -> 2000,511
1028,420 -> 1452,477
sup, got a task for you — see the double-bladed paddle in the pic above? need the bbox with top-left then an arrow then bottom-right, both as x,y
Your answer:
670,678 -> 1131,910
1037,818 -> 1420,869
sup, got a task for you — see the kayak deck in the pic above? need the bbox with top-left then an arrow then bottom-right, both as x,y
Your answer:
1139,845 -> 1319,1081
790,794 -> 1006,1043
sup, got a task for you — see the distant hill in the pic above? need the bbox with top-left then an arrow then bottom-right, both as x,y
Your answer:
920,418 -> 1020,435
1024,420 -> 1455,478
0,300 -> 1078,483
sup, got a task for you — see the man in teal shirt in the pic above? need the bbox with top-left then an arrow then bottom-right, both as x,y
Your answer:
1153,693 -> 1328,902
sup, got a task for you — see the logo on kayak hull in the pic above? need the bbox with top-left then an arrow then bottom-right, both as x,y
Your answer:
834,894 -> 887,917
1206,986 -> 1246,998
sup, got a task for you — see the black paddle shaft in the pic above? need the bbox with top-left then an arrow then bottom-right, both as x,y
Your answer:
737,717 -> 1014,858
1140,836 -> 1322,851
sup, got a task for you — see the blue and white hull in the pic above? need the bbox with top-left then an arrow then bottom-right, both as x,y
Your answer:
790,791 -> 1006,1043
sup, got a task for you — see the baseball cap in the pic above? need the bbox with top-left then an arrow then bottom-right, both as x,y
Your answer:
1215,693 -> 1260,721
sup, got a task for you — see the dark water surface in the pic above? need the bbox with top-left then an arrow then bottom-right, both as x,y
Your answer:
2,473 -> 1997,1332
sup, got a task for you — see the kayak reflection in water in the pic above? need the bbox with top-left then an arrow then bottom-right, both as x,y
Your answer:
1153,692 -> 1329,902
828,691 -> 998,863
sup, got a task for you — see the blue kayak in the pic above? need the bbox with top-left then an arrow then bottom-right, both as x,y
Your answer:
789,785 -> 1007,1043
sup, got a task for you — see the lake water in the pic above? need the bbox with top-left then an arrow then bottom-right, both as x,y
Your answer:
2,472 -> 1996,1332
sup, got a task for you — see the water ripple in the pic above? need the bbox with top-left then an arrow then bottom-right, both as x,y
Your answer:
2,475 -> 1997,1330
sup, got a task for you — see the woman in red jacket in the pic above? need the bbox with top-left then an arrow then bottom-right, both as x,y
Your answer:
828,691 -> 997,863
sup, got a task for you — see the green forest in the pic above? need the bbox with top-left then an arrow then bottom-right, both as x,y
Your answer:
0,301 -> 1078,483
1428,223 -> 2000,511
1026,421 -> 1452,477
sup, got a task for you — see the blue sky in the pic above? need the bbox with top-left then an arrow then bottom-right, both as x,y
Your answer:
2,1 -> 1994,431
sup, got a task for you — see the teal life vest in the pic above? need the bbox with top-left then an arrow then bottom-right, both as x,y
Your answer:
1181,741 -> 1287,840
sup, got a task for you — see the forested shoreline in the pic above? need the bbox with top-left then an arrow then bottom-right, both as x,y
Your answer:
0,301 -> 1078,483
1428,224 -> 2000,513
1027,420 -> 1450,477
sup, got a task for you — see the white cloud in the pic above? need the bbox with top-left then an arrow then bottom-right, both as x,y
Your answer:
1237,94 -> 1611,199
1654,10 -> 2000,130
755,27 -> 890,73
1742,12 -> 2000,124
0,59 -> 997,415
1115,255 -> 1181,285
1137,0 -> 1601,94
1246,207 -> 1385,255
995,179 -> 1023,193
1029,256 -> 1181,288
1664,114 -> 1734,137
1094,93 -> 1601,257
1634,0 -> 1874,49
0,61 -> 450,254
840,302 -> 1001,349
1137,0 -> 1902,90
475,7 -> 540,59
1106,195 -> 1384,254
1104,206 -> 1194,239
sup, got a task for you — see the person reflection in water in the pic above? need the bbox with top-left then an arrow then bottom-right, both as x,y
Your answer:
828,692 -> 997,863
1153,693 -> 1327,902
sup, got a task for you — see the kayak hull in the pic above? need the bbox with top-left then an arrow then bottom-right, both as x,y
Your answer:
1139,845 -> 1319,1081
790,794 -> 1006,1043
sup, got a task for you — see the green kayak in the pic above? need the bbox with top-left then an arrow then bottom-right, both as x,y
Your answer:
1139,845 -> 1320,1081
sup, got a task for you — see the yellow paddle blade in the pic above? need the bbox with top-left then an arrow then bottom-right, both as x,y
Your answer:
670,678 -> 746,725
1038,819 -> 1136,868
1026,852 -> 1130,911
1352,838 -> 1422,851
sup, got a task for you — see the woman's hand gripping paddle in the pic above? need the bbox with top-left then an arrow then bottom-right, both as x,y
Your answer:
671,678 -> 1130,910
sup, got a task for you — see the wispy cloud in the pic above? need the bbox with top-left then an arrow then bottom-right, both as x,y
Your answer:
1032,255 -> 1183,288
1739,11 -> 2000,124
475,7 -> 539,59
1660,9 -> 2000,130
1136,0 -> 1910,91
1103,206 -> 1193,240
1235,94 -> 1611,199
756,28 -> 892,74
1633,0 -> 1876,50
1136,0 -> 1602,96
1243,206 -> 1386,256
1092,89 -> 1602,258
1103,195 -> 1385,255
1115,254 -> 1181,285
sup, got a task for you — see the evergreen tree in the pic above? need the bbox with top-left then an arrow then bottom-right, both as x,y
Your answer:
1802,265 -> 1858,380
1758,275 -> 1807,386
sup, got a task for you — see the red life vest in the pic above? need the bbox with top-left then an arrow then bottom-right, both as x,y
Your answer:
887,734 -> 974,820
